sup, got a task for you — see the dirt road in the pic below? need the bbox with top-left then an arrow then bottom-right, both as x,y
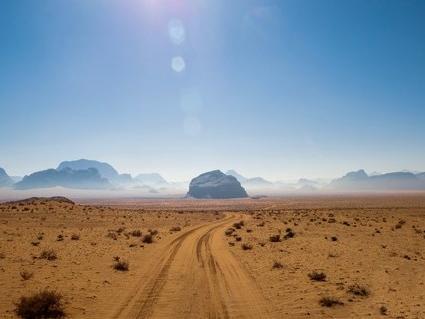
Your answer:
111,214 -> 275,319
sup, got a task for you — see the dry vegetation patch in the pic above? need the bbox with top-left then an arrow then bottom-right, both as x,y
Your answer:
15,290 -> 65,319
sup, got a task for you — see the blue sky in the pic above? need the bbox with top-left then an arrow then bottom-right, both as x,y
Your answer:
1,0 -> 424,181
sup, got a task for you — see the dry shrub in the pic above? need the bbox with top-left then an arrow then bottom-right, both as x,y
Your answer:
272,261 -> 284,269
39,249 -> 57,261
241,243 -> 253,250
142,234 -> 153,243
379,305 -> 388,315
269,234 -> 281,242
70,234 -> 80,240
283,228 -> 295,239
113,260 -> 129,271
347,284 -> 370,297
15,290 -> 65,319
308,271 -> 327,282
130,230 -> 142,237
319,296 -> 344,307
233,222 -> 243,229
170,226 -> 181,232
225,228 -> 235,236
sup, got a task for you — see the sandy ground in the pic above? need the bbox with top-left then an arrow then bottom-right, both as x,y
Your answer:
1,195 -> 424,318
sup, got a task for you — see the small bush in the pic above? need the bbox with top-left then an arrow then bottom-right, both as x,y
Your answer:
269,234 -> 281,242
40,249 -> 57,261
113,260 -> 129,271
130,230 -> 142,237
272,261 -> 284,269
142,234 -> 153,244
319,296 -> 344,307
170,226 -> 181,232
283,228 -> 295,239
56,234 -> 64,242
347,284 -> 370,297
233,222 -> 243,229
241,243 -> 253,250
70,234 -> 80,240
15,290 -> 65,319
308,271 -> 327,282
379,305 -> 388,315
225,228 -> 235,236
20,271 -> 33,281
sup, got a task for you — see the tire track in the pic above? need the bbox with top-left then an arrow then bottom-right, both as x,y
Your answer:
111,214 -> 274,319
111,216 -> 235,319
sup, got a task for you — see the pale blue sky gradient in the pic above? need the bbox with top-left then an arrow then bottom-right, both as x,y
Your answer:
1,0 -> 424,181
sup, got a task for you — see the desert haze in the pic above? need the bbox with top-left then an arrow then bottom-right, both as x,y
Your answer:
0,195 -> 424,318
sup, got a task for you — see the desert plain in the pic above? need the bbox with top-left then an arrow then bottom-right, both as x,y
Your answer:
1,194 -> 425,319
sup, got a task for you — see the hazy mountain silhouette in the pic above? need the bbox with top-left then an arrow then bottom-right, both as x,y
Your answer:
226,170 -> 248,183
297,178 -> 320,187
15,167 -> 111,190
187,170 -> 248,199
57,159 -> 119,180
135,173 -> 168,187
329,170 -> 425,191
57,159 -> 134,185
0,167 -> 13,187
226,170 -> 273,188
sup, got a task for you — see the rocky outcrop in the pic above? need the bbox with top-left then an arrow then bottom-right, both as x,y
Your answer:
187,170 -> 248,199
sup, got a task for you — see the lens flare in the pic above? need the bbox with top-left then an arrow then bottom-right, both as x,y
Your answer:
168,19 -> 185,45
171,56 -> 186,72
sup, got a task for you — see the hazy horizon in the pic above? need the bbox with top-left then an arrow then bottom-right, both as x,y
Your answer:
1,0 -> 425,181
1,157 -> 424,183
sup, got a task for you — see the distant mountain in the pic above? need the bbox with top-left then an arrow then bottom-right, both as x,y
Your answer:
135,173 -> 168,187
187,170 -> 248,199
226,170 -> 248,183
243,177 -> 274,187
226,169 -> 273,188
57,159 -> 119,181
15,167 -> 111,190
0,167 -> 13,187
296,178 -> 320,188
329,170 -> 425,191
